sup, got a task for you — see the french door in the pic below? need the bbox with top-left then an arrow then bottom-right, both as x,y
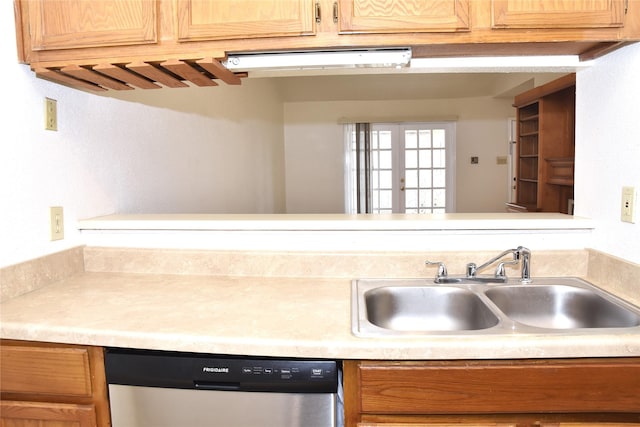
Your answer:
349,122 -> 456,214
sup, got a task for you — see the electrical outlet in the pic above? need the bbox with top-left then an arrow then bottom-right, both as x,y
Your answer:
45,97 -> 57,131
621,186 -> 636,224
50,206 -> 64,240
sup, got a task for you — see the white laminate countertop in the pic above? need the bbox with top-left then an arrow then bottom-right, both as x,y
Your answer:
2,272 -> 639,360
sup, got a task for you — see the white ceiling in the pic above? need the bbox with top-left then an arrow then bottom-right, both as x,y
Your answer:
269,72 -> 568,102
233,53 -> 587,102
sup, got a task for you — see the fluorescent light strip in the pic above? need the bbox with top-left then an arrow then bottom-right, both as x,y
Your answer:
225,49 -> 412,71
409,55 -> 592,72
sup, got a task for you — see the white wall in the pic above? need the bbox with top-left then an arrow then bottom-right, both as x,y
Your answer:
3,0 -> 639,268
0,0 -> 285,268
97,83 -> 285,215
575,43 -> 640,264
283,103 -> 346,213
283,97 -> 514,213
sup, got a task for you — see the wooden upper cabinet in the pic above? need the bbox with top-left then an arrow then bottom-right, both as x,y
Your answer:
492,0 -> 626,29
176,0 -> 316,42
14,0 -> 640,92
338,0 -> 471,33
27,0 -> 157,51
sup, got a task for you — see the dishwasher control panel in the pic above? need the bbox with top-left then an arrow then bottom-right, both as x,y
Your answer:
106,348 -> 339,393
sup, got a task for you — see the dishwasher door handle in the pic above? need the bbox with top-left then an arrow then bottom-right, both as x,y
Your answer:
194,381 -> 241,391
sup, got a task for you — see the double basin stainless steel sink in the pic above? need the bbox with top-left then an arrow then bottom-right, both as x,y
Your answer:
352,277 -> 640,337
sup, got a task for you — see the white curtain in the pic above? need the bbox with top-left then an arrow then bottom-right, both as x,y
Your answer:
344,123 -> 372,214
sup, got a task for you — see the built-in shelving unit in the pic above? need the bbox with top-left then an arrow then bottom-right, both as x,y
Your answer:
509,74 -> 576,214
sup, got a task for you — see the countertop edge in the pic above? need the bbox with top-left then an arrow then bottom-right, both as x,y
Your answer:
78,213 -> 595,232
2,320 -> 639,360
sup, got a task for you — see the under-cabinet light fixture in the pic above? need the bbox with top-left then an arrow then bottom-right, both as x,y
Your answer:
409,55 -> 591,72
224,48 -> 412,71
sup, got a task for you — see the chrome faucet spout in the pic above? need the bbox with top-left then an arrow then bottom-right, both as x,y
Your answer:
426,247 -> 531,284
466,246 -> 532,282
425,260 -> 448,280
517,246 -> 532,283
466,248 -> 518,278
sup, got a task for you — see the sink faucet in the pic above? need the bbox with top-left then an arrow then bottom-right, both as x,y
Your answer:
425,261 -> 448,282
426,246 -> 531,284
467,246 -> 531,283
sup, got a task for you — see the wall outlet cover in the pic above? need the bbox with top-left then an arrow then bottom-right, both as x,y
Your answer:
45,97 -> 57,131
621,186 -> 636,224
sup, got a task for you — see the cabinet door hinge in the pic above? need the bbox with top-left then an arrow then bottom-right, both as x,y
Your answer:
625,0 -> 629,14
333,2 -> 339,23
315,2 -> 321,23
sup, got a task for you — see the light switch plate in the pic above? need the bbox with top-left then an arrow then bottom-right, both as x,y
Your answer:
50,206 -> 64,240
621,186 -> 636,223
45,97 -> 57,131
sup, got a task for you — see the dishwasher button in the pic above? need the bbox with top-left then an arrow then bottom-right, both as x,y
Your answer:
279,368 -> 292,379
241,367 -> 252,374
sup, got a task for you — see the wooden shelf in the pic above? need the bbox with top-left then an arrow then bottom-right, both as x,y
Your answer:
513,74 -> 575,214
520,131 -> 539,137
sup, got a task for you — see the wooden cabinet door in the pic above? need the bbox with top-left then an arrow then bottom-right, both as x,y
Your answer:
338,0 -> 470,33
358,422 -> 517,426
0,401 -> 97,427
177,0 -> 316,41
492,0 -> 626,29
543,424 -> 640,426
0,343 -> 93,397
0,340 -> 111,427
356,359 -> 640,414
358,420 -> 640,426
344,359 -> 640,427
27,0 -> 157,51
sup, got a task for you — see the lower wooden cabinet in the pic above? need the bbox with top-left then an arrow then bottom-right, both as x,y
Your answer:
358,422 -> 640,427
0,401 -> 97,427
344,359 -> 640,427
0,340 -> 110,427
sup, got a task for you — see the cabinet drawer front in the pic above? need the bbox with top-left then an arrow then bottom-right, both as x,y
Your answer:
0,400 -> 97,427
358,359 -> 640,414
0,345 -> 92,397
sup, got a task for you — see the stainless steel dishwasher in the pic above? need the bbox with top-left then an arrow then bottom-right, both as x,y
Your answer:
105,348 -> 343,427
